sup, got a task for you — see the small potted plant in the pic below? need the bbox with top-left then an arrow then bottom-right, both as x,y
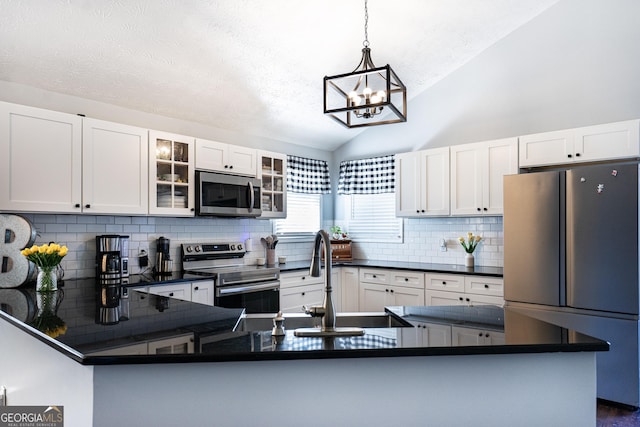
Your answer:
330,225 -> 342,240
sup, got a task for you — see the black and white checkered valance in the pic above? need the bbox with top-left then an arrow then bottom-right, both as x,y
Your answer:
286,155 -> 331,194
337,155 -> 395,195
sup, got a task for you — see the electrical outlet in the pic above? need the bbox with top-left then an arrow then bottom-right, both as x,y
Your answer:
439,238 -> 447,252
139,250 -> 149,267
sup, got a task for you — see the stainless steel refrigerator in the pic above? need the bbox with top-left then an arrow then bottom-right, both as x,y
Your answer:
504,162 -> 640,408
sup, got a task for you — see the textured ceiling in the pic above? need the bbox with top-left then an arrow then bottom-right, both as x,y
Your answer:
0,0 -> 558,151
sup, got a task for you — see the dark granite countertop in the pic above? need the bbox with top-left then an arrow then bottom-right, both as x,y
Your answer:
279,259 -> 503,277
0,278 -> 607,366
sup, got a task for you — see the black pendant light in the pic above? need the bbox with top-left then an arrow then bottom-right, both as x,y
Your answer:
324,0 -> 407,128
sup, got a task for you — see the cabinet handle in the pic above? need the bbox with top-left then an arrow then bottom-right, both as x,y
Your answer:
404,278 -> 409,282
85,204 -> 91,208
373,275 -> 377,278
224,165 -> 229,168
575,153 -> 581,157
485,333 -> 490,338
416,210 -> 420,213
442,281 -> 446,285
483,207 -> 488,211
74,203 -> 81,208
169,292 -> 174,297
301,276 -> 305,280
229,165 -> 234,169
459,297 -> 464,301
301,292 -> 305,296
390,289 -> 394,293
568,154 -> 573,158
478,332 -> 483,337
421,209 -> 425,213
194,286 -> 199,291
476,207 -> 481,212
190,208 -> 195,212
465,298 -> 470,302
484,284 -> 489,289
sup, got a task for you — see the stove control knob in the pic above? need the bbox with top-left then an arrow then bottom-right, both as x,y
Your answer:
185,246 -> 193,253
194,246 -> 201,252
230,244 -> 236,251
237,244 -> 243,251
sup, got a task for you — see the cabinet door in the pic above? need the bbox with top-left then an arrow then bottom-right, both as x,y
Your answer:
450,143 -> 483,215
280,283 -> 324,313
425,290 -> 465,307
421,322 -> 452,347
83,118 -> 148,215
421,147 -> 450,216
467,293 -> 504,307
195,138 -> 227,172
191,280 -> 214,306
146,283 -> 191,302
227,145 -> 257,177
484,138 -> 518,215
574,120 -> 640,163
149,131 -> 195,216
519,129 -> 574,167
359,283 -> 391,312
395,152 -> 422,216
0,102 -> 82,213
390,285 -> 425,307
340,267 -> 360,312
425,273 -> 464,292
257,150 -> 287,218
451,326 -> 486,346
464,276 -> 504,298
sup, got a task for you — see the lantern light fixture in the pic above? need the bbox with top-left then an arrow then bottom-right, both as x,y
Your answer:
323,0 -> 407,128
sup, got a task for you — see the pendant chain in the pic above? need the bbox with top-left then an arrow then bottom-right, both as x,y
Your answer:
363,0 -> 369,48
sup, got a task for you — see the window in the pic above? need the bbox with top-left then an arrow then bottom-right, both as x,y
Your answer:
342,193 -> 403,243
273,193 -> 322,238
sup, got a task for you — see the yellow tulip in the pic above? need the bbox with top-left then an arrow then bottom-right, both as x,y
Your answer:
59,247 -> 68,257
475,235 -> 482,242
38,245 -> 47,254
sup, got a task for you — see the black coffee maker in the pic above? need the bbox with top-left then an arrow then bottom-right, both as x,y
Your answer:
155,236 -> 172,275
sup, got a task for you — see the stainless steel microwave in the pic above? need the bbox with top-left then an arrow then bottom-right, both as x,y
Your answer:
196,171 -> 262,217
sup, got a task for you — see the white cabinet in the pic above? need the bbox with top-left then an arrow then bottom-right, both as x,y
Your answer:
425,273 -> 504,307
190,280 -> 214,306
340,267 -> 360,312
359,268 -> 425,312
149,130 -> 195,216
450,137 -> 518,216
0,102 -> 82,213
279,271 -> 324,313
83,118 -> 149,215
451,326 -> 504,346
395,147 -> 450,217
195,138 -> 256,177
519,119 -> 640,167
143,280 -> 214,306
257,150 -> 287,218
401,321 -> 452,347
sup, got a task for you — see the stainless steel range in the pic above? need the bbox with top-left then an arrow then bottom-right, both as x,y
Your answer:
181,242 -> 280,313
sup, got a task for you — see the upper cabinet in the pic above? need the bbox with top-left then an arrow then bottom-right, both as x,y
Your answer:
0,102 -> 147,215
395,147 -> 450,217
450,138 -> 518,216
149,131 -> 195,216
519,119 -> 640,168
83,118 -> 148,215
257,150 -> 287,218
195,138 -> 256,177
0,102 -> 82,213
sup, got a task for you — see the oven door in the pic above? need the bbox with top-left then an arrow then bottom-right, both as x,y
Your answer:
196,171 -> 262,217
215,281 -> 280,314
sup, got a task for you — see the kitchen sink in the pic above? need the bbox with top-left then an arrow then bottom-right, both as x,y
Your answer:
234,311 -> 412,332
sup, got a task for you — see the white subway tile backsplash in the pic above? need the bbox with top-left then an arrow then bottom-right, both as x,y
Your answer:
16,214 -> 503,280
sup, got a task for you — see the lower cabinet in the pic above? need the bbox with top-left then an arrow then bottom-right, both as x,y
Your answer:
140,280 -> 214,306
451,326 -> 505,346
359,283 -> 425,312
401,321 -> 452,347
424,273 -> 504,307
340,267 -> 359,312
279,271 -> 324,313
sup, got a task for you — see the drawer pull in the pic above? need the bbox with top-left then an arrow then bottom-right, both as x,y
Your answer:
404,278 -> 409,282
194,286 -> 199,291
484,284 -> 489,289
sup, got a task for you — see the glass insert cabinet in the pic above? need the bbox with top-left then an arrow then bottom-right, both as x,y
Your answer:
149,131 -> 195,216
257,150 -> 287,218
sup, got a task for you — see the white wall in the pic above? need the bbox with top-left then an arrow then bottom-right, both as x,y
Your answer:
334,0 -> 640,160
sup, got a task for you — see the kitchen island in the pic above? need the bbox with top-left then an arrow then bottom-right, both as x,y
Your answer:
0,278 -> 607,427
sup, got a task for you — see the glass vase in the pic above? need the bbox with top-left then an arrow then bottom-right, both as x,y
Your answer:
36,266 -> 58,292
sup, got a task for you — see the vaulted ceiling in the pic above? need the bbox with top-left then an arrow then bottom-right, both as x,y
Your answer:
0,0 -> 559,151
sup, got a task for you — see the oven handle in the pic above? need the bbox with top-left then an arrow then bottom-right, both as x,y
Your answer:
247,181 -> 255,213
217,281 -> 280,296
219,274 -> 279,286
